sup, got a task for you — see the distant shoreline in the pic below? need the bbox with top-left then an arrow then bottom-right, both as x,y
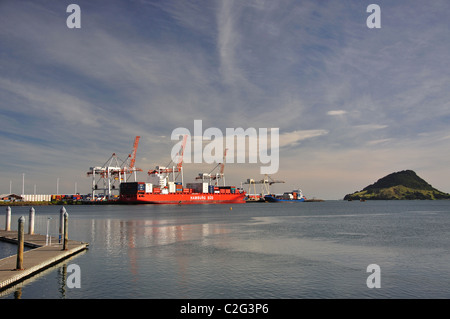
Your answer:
0,201 -> 120,206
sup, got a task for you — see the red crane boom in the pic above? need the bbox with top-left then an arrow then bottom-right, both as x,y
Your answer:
129,136 -> 140,169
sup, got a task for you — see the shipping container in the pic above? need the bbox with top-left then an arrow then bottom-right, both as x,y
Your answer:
186,183 -> 203,193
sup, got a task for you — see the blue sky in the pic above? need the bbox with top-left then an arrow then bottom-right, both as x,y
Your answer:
1,0 -> 449,199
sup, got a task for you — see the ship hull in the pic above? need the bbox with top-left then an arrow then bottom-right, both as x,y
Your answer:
264,195 -> 305,202
120,181 -> 246,204
120,193 -> 246,204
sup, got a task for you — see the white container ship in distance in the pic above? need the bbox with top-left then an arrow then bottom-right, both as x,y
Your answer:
264,189 -> 306,202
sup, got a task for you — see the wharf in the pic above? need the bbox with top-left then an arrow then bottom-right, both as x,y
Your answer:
0,230 -> 88,291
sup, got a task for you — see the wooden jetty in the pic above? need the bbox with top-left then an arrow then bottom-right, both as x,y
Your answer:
0,229 -> 88,291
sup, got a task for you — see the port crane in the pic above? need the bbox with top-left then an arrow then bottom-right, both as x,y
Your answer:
87,136 -> 142,200
244,175 -> 285,199
87,152 -> 123,200
195,148 -> 228,186
120,136 -> 143,181
148,135 -> 188,185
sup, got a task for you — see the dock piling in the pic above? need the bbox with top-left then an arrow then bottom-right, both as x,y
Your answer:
0,206 -> 88,291
59,207 -> 66,243
28,207 -> 35,235
16,216 -> 25,270
5,206 -> 11,231
46,217 -> 52,246
62,211 -> 69,251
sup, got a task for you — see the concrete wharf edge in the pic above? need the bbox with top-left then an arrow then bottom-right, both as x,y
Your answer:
0,230 -> 89,291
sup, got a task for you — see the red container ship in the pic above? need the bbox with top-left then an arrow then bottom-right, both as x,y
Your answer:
119,135 -> 246,204
119,182 -> 246,204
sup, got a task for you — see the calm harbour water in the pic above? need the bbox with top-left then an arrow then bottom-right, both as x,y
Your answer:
1,200 -> 449,299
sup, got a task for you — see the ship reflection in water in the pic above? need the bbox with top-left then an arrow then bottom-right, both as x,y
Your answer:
113,218 -> 232,276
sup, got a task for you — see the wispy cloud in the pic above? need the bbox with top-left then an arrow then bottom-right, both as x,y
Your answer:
279,130 -> 329,148
327,110 -> 347,116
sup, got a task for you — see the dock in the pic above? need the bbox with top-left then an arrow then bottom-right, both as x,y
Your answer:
0,230 -> 88,291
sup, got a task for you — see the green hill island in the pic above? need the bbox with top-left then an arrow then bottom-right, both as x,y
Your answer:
344,170 -> 450,200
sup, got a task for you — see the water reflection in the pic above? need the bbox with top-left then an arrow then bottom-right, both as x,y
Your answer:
89,217 -> 233,250
58,264 -> 68,298
81,216 -> 234,291
13,287 -> 22,299
2,201 -> 450,298
0,250 -> 87,299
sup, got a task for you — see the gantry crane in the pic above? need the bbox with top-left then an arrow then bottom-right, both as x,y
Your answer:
148,134 -> 188,185
120,136 -> 143,181
87,136 -> 142,200
195,148 -> 228,186
244,174 -> 285,198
